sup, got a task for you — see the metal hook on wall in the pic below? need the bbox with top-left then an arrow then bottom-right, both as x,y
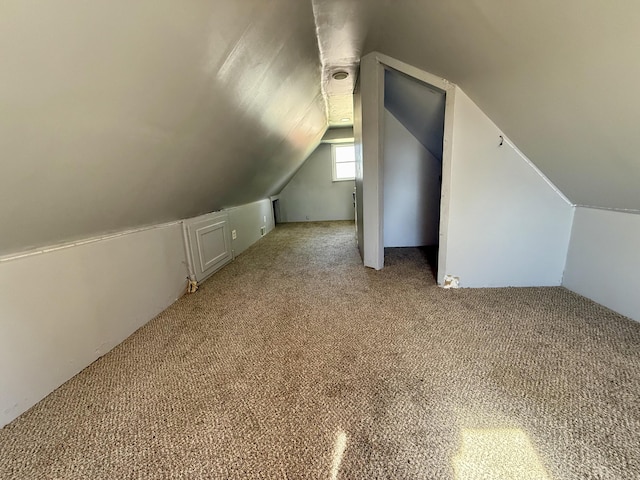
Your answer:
499,135 -> 504,146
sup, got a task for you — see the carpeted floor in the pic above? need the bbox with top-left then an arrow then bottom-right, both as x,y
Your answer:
1,221 -> 639,479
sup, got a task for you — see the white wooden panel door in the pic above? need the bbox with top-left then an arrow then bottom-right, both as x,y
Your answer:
186,213 -> 232,282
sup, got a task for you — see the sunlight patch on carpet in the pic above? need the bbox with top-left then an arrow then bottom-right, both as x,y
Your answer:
330,429 -> 348,480
453,428 -> 550,480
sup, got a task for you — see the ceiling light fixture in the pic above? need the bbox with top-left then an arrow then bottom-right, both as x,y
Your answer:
340,118 -> 351,122
332,71 -> 349,81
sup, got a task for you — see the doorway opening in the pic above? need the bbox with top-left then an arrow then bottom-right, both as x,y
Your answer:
271,197 -> 281,225
382,68 -> 445,281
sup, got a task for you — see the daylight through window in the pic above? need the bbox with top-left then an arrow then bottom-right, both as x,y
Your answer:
332,144 -> 356,181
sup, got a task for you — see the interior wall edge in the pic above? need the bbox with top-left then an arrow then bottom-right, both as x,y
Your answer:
559,205 -> 577,287
370,51 -> 452,92
0,221 -> 184,264
320,127 -> 354,144
563,207 -> 640,322
500,137 -> 574,207
444,87 -> 574,287
573,204 -> 640,215
227,199 -> 276,258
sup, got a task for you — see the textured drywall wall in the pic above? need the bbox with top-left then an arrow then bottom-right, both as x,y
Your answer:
444,89 -> 574,287
383,110 -> 441,248
0,224 -> 188,427
279,144 -> 355,222
0,196 -> 277,428
227,199 -> 275,257
0,0 -> 326,256
564,208 -> 640,322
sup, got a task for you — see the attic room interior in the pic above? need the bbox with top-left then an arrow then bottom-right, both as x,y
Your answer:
1,1 -> 639,478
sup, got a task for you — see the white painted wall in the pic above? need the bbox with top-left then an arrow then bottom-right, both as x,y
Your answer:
0,224 -> 188,427
354,79 -> 365,260
563,208 -> 640,322
357,53 -> 573,285
0,198 -> 276,428
444,89 -> 574,287
357,53 -> 392,269
228,199 -> 275,256
279,144 -> 355,222
383,110 -> 441,247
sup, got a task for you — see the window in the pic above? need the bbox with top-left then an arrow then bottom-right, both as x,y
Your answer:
331,144 -> 356,181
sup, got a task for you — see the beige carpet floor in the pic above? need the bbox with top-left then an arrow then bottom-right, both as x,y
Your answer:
1,221 -> 639,479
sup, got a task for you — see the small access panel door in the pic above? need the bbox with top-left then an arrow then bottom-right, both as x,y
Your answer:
186,212 -> 232,282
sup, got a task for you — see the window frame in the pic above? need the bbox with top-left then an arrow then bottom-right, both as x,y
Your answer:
331,143 -> 356,182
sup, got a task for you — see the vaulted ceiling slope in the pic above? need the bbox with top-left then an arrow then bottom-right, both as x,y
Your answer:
384,69 -> 446,161
324,0 -> 640,214
318,0 -> 640,210
0,1 -> 327,255
2,1 -> 638,255
371,0 -> 640,211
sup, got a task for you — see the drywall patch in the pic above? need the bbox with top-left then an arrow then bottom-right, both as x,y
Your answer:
443,275 -> 460,289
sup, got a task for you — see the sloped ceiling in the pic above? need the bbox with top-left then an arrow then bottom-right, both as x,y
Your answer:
0,0 -> 327,255
2,0 -> 639,254
374,0 -> 640,211
311,0 -> 377,127
318,0 -> 640,210
384,69 -> 445,161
